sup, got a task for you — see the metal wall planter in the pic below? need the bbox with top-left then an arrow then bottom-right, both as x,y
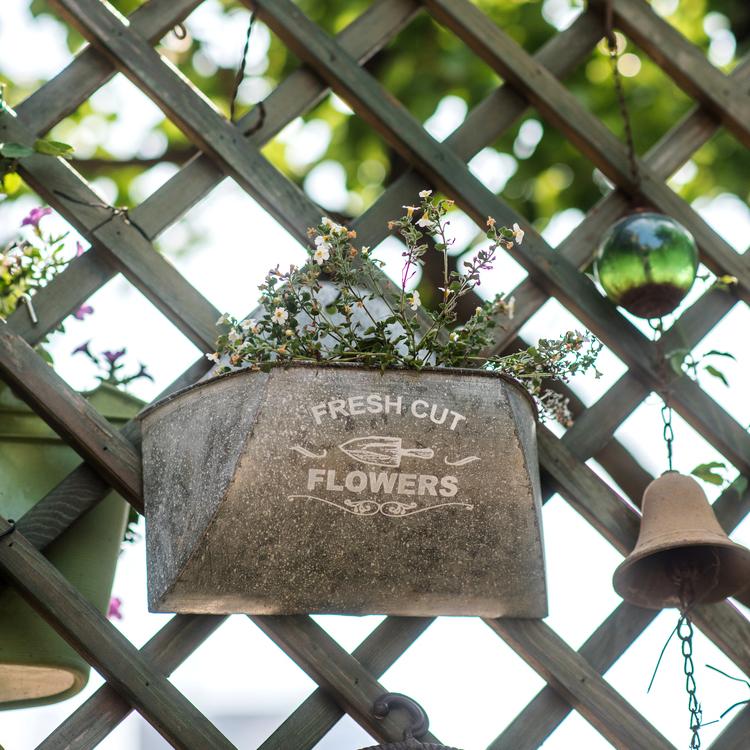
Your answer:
141,364 -> 547,617
0,384 -> 136,709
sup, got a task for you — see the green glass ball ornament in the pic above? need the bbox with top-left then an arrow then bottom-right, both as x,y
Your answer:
595,212 -> 698,319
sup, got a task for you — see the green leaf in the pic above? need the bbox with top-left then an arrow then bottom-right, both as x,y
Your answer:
691,461 -> 727,486
704,364 -> 729,386
668,349 -> 688,376
0,142 -> 34,159
33,139 -> 74,158
703,349 -> 736,360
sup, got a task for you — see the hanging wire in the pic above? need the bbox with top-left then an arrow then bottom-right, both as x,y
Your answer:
604,0 -> 641,196
51,189 -> 151,242
229,4 -> 266,135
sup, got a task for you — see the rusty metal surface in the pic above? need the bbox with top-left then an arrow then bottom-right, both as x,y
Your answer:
141,364 -> 547,617
613,472 -> 750,609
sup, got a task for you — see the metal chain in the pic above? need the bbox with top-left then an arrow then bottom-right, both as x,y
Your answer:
677,615 -> 703,749
604,0 -> 640,196
649,318 -> 674,471
662,402 -> 674,471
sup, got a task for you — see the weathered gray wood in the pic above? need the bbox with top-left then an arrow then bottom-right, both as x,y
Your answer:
489,602 -> 658,750
14,356 -> 210,553
17,0 -> 203,136
248,0 -> 750,481
608,0 -> 750,149
136,0 -> 422,239
423,0 -> 750,304
0,326 -> 142,506
251,614 -> 443,745
259,616 -> 433,750
36,614 -> 226,750
0,111 -> 220,352
486,617 -> 675,749
712,703 -> 750,750
0,517 -> 235,749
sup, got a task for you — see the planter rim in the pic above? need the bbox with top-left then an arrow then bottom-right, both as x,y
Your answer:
138,361 -> 539,422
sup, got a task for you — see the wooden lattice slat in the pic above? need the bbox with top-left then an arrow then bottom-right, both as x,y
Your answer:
1,0 -> 749,748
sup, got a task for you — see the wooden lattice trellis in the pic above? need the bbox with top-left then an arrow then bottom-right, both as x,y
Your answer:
1,0 -> 750,747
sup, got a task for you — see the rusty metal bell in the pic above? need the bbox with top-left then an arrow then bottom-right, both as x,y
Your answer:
613,472 -> 750,609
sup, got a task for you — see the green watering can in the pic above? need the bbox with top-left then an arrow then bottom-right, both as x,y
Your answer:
0,382 -> 140,709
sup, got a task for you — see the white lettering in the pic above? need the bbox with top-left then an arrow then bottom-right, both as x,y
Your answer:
397,473 -> 417,495
411,399 -> 429,419
369,471 -> 398,494
383,394 -> 402,415
326,470 -> 344,491
449,411 -> 466,431
366,393 -> 383,414
345,470 -> 368,493
307,468 -> 326,490
417,475 -> 438,496
348,395 -> 366,416
439,475 -> 459,497
310,403 -> 328,425
328,399 -> 348,420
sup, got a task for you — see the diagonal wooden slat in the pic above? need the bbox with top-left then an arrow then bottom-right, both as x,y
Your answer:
16,0 -> 203,136
423,0 -> 750,304
4,2 -> 750,748
249,0 -> 750,478
0,326 -> 142,506
486,617 -> 675,749
36,614 -> 226,750
0,517 -> 235,750
607,0 -> 750,149
0,111 -> 221,352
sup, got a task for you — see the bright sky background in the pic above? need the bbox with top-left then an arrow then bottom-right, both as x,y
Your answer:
2,0 -> 750,748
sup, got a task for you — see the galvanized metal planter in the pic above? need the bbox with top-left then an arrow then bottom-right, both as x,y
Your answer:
141,363 -> 547,617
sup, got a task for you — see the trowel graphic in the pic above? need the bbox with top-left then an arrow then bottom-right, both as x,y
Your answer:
338,436 -> 434,468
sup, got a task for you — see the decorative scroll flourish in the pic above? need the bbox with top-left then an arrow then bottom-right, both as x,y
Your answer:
290,446 -> 328,459
289,495 -> 474,517
444,455 -> 480,466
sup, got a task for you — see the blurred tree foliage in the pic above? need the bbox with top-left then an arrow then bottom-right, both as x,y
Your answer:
2,0 -> 749,245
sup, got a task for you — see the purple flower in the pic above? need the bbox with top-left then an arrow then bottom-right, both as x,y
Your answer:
72,340 -> 92,356
76,241 -> 86,257
73,304 -> 94,320
107,596 -> 123,621
21,207 -> 52,228
103,349 -> 126,365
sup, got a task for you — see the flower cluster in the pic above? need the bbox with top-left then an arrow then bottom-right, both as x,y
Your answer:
72,342 -> 153,388
209,192 -> 601,423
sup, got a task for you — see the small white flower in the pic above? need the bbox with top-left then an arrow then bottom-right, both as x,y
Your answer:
408,290 -> 421,311
240,318 -> 256,331
416,213 -> 434,230
321,216 -> 346,235
205,352 -> 220,363
313,237 -> 331,265
449,332 -> 460,342
272,307 -> 289,324
512,222 -> 524,245
216,313 -> 230,325
403,205 -> 419,218
419,189 -> 432,198
228,329 -> 242,343
506,296 -> 516,319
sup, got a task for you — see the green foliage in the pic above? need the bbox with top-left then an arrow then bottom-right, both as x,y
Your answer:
691,460 -> 728,486
211,192 -> 601,424
3,0 -> 747,231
